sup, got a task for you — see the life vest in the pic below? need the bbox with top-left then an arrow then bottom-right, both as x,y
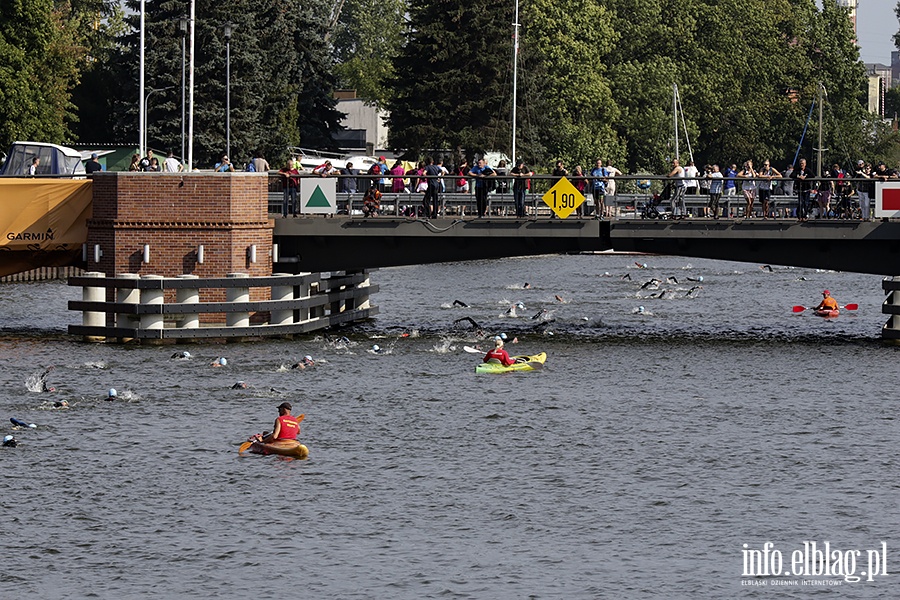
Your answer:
276,415 -> 300,440
484,348 -> 514,366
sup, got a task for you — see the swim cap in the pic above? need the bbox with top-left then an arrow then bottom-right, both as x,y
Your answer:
698,276 -> 703,282
500,333 -> 508,340
3,435 -> 12,442
277,402 -> 292,411
219,357 -> 227,366
304,355 -> 313,362
638,306 -> 645,312
108,388 -> 117,398
823,290 -> 830,295
183,351 -> 191,358
373,344 -> 381,351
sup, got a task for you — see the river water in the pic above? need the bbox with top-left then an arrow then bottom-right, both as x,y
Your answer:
1,254 -> 898,599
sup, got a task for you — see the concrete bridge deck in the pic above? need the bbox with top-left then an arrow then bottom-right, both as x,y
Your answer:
273,215 -> 900,276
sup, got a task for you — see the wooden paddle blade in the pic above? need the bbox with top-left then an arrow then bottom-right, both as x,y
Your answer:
792,305 -> 807,313
238,441 -> 253,454
844,303 -> 858,311
296,414 -> 305,423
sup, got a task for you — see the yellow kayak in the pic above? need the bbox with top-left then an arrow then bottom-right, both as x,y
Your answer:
475,352 -> 546,374
240,439 -> 309,459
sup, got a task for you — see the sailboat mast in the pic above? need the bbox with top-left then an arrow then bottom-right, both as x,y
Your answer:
511,0 -> 520,163
673,84 -> 679,161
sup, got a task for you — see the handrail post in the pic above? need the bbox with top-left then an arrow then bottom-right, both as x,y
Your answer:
81,271 -> 106,342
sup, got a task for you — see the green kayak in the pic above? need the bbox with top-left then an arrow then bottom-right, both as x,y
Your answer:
475,352 -> 547,374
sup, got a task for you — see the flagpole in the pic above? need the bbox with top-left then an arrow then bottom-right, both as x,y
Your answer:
511,0 -> 519,164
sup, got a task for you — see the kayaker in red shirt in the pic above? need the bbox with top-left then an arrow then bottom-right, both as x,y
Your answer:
815,290 -> 838,311
484,338 -> 516,366
255,402 -> 302,443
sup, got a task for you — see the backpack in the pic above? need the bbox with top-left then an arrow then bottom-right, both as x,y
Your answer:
484,167 -> 496,192
246,162 -> 256,172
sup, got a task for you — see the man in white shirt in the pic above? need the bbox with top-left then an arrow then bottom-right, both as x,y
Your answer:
164,151 -> 184,173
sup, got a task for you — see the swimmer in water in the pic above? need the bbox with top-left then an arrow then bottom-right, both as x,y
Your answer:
231,381 -> 248,390
52,400 -> 69,408
106,388 -> 117,401
171,350 -> 192,359
453,316 -> 482,330
372,344 -> 383,354
621,273 -> 632,280
523,282 -> 532,289
211,357 -> 227,367
452,299 -> 469,308
291,355 -> 315,369
39,367 -> 56,392
554,295 -> 564,302
3,435 -> 17,448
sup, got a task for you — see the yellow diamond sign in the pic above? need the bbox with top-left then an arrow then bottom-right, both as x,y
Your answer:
542,177 -> 585,219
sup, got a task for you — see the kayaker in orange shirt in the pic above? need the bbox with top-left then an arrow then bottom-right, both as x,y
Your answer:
483,338 -> 516,366
252,402 -> 302,443
815,290 -> 838,312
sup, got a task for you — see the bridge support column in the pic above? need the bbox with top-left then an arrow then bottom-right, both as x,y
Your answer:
116,273 -> 141,342
882,276 -> 900,341
140,275 -> 165,340
226,273 -> 250,328
271,274 -> 294,328
81,272 -> 106,343
176,274 -> 200,334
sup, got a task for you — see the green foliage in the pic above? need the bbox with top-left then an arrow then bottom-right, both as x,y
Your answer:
332,0 -> 406,107
0,0 -> 84,151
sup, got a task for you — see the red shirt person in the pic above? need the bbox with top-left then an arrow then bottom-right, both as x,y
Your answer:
483,338 -> 515,367
262,402 -> 302,442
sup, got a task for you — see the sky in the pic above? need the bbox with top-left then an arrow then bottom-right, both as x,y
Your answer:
856,1 -> 897,65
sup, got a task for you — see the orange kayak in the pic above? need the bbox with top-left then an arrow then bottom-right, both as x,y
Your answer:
814,309 -> 839,318
241,439 -> 309,459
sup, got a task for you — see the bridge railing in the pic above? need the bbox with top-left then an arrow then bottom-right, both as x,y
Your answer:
266,173 -> 879,220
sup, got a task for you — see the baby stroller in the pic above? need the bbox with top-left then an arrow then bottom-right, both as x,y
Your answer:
640,183 -> 670,219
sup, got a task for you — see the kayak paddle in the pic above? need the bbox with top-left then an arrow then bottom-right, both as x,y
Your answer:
792,303 -> 858,312
463,346 -> 482,354
238,441 -> 253,454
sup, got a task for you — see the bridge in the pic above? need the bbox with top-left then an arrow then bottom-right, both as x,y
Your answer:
272,212 -> 900,276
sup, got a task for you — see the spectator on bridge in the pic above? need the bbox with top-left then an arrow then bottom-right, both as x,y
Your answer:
391,160 -> 407,193
683,160 -> 699,195
792,158 -> 812,222
738,160 -> 758,218
340,161 -> 359,194
128,153 -> 141,172
816,165 -> 835,219
279,159 -> 300,217
363,187 -> 382,217
313,160 -> 337,177
590,159 -> 607,219
552,160 -> 568,184
469,158 -> 496,218
572,165 -> 588,217
510,160 -> 533,218
757,160 -> 781,220
377,156 -> 390,192
604,160 -> 623,217
706,164 -> 723,219
139,150 -> 155,171
455,160 -> 470,193
251,151 -> 270,174
855,160 -> 873,220
723,163 -> 737,198
423,156 -> 444,219
215,154 -> 234,173
667,158 -> 687,219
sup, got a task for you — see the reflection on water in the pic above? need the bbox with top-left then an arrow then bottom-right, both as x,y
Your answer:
0,256 -> 897,598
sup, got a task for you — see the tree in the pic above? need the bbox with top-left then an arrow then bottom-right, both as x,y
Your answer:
331,0 -> 407,107
386,0 -> 513,158
0,0 -> 84,151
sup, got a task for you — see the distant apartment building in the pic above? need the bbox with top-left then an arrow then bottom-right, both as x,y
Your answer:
866,63 -> 891,118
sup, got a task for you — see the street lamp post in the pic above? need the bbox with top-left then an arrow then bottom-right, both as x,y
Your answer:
144,87 -> 174,154
179,16 -> 188,164
224,23 -> 233,159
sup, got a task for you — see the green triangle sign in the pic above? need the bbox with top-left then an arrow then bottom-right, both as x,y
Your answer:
306,185 -> 332,207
